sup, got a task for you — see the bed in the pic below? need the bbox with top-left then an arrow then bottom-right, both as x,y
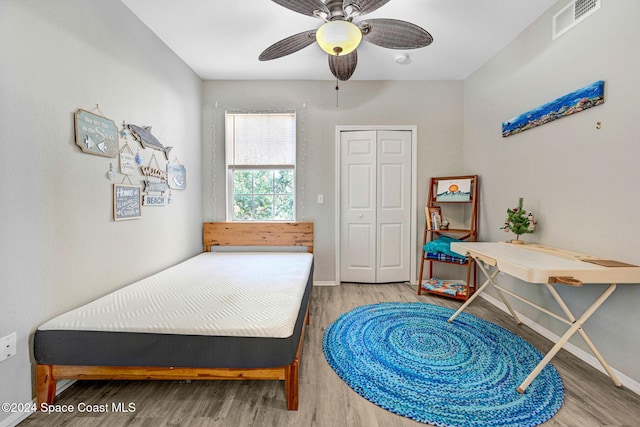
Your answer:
34,222 -> 314,410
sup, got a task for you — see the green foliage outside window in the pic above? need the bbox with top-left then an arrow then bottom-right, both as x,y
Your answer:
232,169 -> 294,221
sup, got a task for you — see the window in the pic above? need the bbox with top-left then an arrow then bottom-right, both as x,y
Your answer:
225,112 -> 296,221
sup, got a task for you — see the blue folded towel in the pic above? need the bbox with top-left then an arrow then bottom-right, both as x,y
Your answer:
423,235 -> 466,259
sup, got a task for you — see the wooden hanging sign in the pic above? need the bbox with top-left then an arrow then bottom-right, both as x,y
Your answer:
144,180 -> 168,193
119,142 -> 137,175
75,109 -> 119,157
140,153 -> 167,180
141,166 -> 167,180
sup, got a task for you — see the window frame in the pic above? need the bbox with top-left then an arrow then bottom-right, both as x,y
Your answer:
224,112 -> 297,222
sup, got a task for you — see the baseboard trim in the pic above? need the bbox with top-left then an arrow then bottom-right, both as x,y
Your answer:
479,293 -> 640,396
313,281 -> 338,286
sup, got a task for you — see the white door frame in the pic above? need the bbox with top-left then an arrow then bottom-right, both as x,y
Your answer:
335,125 -> 418,285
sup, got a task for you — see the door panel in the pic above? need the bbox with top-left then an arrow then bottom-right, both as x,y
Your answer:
378,223 -> 403,267
345,223 -> 375,271
379,164 -> 403,209
347,164 -> 373,209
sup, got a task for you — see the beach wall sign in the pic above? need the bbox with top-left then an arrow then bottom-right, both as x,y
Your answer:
75,109 -> 119,157
502,80 -> 604,137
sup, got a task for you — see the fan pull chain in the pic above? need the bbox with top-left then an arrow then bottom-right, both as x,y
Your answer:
335,78 -> 340,108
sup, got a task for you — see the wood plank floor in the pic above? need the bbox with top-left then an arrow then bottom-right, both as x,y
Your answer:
21,283 -> 640,426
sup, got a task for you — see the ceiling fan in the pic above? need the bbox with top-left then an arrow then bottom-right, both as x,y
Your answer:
259,0 -> 433,81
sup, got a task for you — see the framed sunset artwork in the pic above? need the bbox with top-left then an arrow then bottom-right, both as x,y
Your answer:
435,178 -> 472,202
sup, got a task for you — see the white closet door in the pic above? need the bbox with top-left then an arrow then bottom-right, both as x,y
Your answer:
340,130 -> 411,283
340,131 -> 376,283
376,130 -> 411,283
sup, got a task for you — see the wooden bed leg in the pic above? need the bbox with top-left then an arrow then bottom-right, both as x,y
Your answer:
284,359 -> 299,410
36,364 -> 56,408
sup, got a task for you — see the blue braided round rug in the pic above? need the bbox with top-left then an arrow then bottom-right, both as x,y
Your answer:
323,302 -> 564,427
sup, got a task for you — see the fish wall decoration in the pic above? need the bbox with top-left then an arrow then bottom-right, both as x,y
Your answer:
127,124 -> 173,160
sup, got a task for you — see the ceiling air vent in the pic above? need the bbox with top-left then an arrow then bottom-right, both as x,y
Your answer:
553,0 -> 601,40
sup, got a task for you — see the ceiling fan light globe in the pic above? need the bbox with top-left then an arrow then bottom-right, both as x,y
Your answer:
316,20 -> 362,56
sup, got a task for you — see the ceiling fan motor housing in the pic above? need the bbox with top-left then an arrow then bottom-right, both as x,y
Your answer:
325,0 -> 349,20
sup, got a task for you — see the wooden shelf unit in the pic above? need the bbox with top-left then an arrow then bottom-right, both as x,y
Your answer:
418,175 -> 479,301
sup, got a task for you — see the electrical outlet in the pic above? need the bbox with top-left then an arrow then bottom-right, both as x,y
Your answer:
317,194 -> 324,204
0,332 -> 17,362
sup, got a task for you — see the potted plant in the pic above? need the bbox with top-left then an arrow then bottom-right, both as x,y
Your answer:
500,197 -> 537,243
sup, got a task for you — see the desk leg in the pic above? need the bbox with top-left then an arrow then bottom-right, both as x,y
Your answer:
517,283 -> 620,393
448,260 -> 499,323
488,275 -> 523,326
545,282 -> 622,387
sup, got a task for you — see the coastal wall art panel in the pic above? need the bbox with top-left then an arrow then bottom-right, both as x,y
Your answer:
502,80 -> 605,137
75,109 -> 119,157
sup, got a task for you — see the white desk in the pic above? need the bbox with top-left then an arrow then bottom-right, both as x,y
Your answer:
449,241 -> 640,393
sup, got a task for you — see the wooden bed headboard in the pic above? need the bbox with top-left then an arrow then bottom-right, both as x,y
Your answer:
203,222 -> 314,253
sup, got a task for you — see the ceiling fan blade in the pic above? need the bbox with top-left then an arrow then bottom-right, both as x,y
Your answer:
329,50 -> 358,81
271,0 -> 330,18
259,30 -> 317,61
343,0 -> 390,16
360,18 -> 433,49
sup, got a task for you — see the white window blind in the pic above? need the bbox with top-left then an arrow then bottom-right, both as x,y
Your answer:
226,113 -> 296,168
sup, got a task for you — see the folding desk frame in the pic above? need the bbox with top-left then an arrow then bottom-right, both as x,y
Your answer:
447,242 -> 640,393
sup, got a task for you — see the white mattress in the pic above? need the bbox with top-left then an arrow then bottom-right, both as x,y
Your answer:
39,252 -> 313,338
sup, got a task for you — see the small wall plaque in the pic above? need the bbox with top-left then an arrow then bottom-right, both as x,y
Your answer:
167,162 -> 186,190
144,180 -> 168,193
143,194 -> 166,206
119,143 -> 137,175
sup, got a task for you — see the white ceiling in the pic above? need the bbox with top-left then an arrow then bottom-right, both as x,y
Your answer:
121,0 -> 558,81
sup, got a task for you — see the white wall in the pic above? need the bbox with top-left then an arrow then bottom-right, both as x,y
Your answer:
0,1 -> 202,423
202,80 -> 465,282
464,0 -> 640,384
